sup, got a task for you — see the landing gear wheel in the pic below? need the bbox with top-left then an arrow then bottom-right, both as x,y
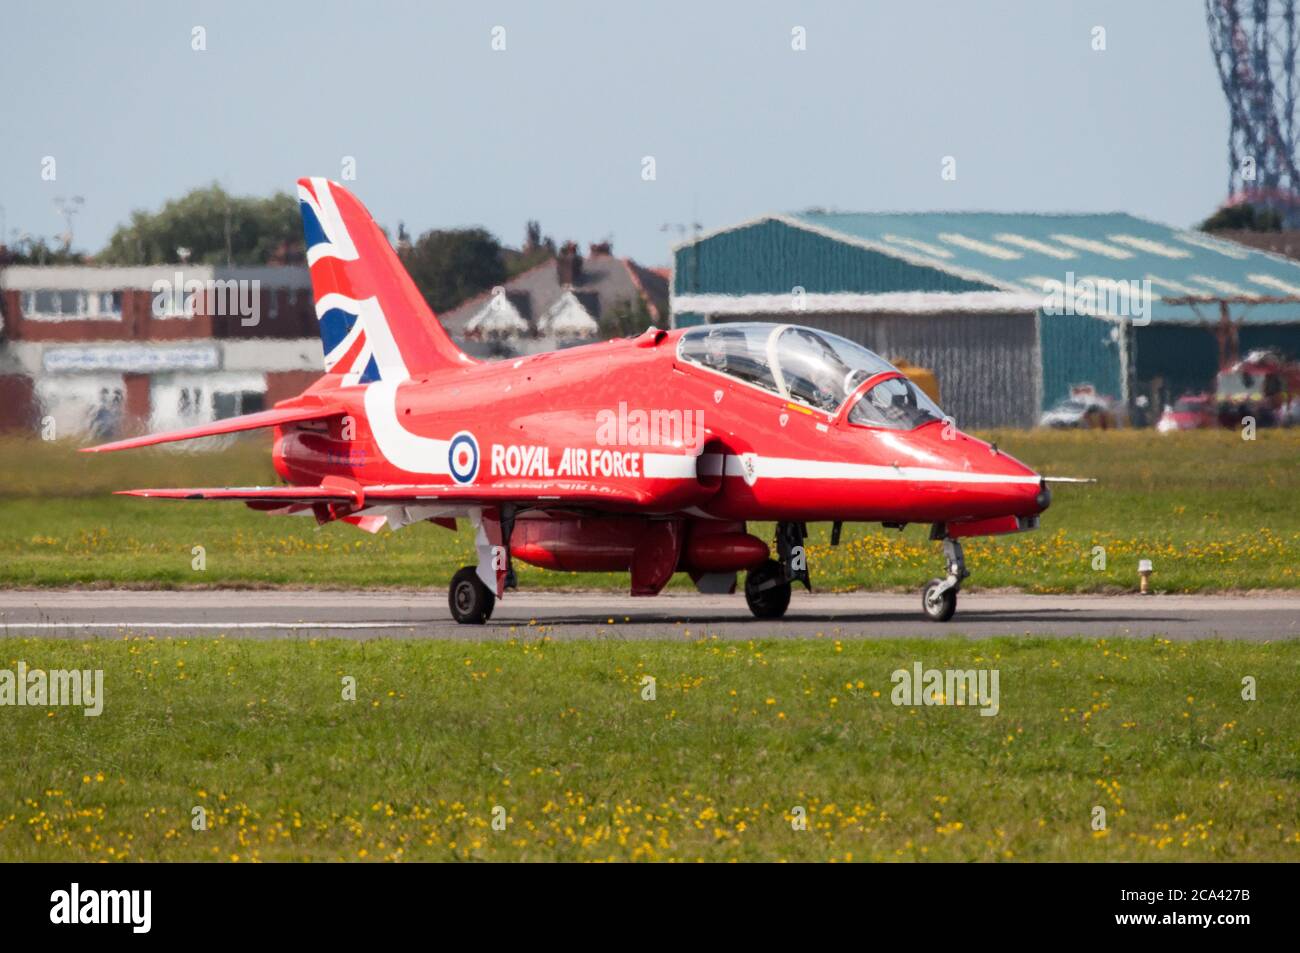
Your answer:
922,578 -> 957,622
449,566 -> 495,624
745,559 -> 792,619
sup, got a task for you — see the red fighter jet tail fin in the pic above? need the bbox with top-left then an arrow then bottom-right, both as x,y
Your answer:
297,176 -> 475,384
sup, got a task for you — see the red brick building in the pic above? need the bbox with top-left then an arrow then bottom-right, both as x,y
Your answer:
0,264 -> 321,438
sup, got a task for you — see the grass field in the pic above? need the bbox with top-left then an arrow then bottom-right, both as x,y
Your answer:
3,433 -> 1295,863
0,634 -> 1295,862
0,429 -> 1296,592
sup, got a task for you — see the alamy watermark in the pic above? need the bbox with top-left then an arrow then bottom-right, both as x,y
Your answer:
151,272 -> 261,327
891,661 -> 999,716
595,401 -> 705,449
50,883 -> 150,933
1041,271 -> 1152,325
0,662 -> 103,716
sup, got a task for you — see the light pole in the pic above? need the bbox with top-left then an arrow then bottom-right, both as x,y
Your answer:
53,195 -> 85,250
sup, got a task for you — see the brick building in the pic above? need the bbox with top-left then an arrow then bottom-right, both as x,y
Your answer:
0,264 -> 322,438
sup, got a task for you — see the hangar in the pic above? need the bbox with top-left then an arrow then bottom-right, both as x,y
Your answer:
670,212 -> 1300,427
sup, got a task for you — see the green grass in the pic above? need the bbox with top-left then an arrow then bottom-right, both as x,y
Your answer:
0,429 -> 1297,591
1,635 -> 1296,861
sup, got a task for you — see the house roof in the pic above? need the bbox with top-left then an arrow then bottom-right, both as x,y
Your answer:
440,253 -> 669,338
465,291 -> 529,338
539,289 -> 600,336
676,211 -> 1300,324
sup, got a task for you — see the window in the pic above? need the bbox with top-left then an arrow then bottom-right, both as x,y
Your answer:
92,291 -> 123,317
20,288 -> 123,320
678,324 -> 780,393
178,387 -> 205,418
22,289 -> 82,318
773,327 -> 873,412
213,390 -> 266,420
848,376 -> 944,431
679,323 -> 907,414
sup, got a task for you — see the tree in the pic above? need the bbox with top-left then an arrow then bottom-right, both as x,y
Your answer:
399,228 -> 506,313
0,237 -> 85,265
503,220 -> 554,278
1199,203 -> 1283,232
98,184 -> 303,265
600,295 -> 655,339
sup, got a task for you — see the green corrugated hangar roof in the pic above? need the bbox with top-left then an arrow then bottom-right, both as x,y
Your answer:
674,211 -> 1300,323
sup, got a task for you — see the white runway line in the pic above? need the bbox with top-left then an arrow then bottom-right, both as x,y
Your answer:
0,590 -> 1295,640
2,621 -> 421,630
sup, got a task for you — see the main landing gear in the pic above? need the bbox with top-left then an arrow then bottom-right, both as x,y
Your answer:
745,559 -> 792,618
743,521 -> 808,619
449,566 -> 495,624
922,535 -> 967,623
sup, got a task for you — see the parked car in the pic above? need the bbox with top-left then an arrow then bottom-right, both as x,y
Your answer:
1039,385 -> 1121,429
1156,393 -> 1216,433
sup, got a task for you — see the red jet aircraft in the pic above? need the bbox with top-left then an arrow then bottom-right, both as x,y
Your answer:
87,178 -> 1070,624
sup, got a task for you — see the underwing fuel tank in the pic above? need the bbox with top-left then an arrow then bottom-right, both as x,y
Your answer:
509,515 -> 769,574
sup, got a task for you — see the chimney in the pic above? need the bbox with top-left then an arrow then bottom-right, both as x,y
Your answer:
556,240 -> 583,286
588,241 -> 612,257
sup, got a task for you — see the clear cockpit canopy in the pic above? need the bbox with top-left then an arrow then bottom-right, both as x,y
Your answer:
677,323 -> 945,430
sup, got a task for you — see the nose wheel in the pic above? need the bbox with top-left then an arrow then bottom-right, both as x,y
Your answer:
449,566 -> 495,624
921,535 -> 967,623
922,578 -> 958,622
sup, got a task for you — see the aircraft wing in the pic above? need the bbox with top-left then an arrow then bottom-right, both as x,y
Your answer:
117,485 -> 362,503
117,481 -> 660,508
81,401 -> 346,453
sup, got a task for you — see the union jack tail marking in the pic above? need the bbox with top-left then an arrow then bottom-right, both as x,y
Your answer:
297,177 -> 473,384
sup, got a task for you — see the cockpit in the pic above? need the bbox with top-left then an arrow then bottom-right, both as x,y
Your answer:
677,323 -> 945,431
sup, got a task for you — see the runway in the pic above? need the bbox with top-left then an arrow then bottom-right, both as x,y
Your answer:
0,589 -> 1296,641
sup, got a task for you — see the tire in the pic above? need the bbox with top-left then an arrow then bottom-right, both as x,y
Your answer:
921,578 -> 957,622
449,566 -> 495,624
745,559 -> 792,619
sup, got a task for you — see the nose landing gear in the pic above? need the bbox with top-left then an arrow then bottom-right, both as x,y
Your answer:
922,535 -> 967,622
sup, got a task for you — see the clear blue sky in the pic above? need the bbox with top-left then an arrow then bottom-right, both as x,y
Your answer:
0,0 -> 1229,266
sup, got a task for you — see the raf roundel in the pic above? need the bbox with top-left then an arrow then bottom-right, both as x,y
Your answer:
448,431 -> 479,485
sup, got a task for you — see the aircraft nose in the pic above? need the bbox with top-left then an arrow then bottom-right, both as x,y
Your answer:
889,426 -> 1048,518
964,442 -> 1046,516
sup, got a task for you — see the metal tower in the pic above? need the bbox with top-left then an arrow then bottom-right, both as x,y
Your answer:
1207,0 -> 1300,223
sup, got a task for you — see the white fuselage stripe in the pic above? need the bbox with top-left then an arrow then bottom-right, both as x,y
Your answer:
364,380 -> 450,476
708,453 -> 1039,485
643,453 -> 700,479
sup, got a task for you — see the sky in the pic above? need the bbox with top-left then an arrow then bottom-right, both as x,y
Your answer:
0,0 -> 1231,266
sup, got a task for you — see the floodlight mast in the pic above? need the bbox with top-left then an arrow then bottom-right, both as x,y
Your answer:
1207,0 -> 1300,223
